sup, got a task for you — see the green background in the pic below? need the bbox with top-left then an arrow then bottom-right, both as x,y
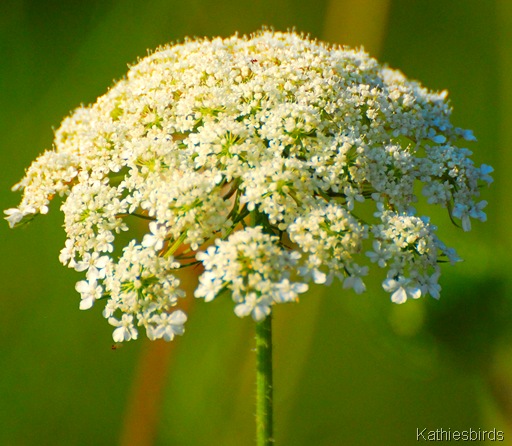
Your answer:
1,1 -> 510,445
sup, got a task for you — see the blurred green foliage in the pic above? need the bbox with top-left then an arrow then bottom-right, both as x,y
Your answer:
1,1 -> 510,445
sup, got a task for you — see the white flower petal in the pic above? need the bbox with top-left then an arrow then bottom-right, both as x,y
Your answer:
391,287 -> 408,304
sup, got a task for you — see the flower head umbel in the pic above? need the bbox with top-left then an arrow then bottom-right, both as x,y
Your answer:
5,31 -> 492,342
195,227 -> 308,321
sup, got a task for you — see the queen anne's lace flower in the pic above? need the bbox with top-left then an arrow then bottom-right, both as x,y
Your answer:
195,227 -> 308,321
5,31 -> 492,342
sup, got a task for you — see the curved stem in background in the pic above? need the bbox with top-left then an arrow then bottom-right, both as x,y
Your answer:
118,338 -> 176,446
119,250 -> 199,446
256,313 -> 274,446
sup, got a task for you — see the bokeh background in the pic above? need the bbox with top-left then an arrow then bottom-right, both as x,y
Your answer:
1,0 -> 510,444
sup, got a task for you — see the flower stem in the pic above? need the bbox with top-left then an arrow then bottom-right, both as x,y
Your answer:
255,313 -> 274,445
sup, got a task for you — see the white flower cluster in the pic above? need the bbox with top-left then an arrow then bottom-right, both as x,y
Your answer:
5,31 -> 492,341
195,227 -> 308,321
